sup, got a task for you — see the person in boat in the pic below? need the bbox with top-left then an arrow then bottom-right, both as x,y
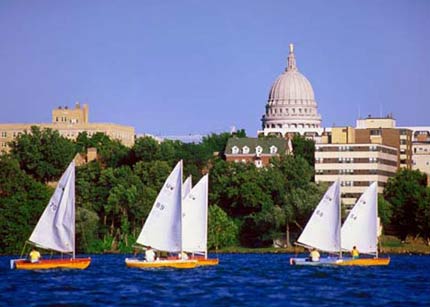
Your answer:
29,247 -> 41,263
351,246 -> 360,259
309,248 -> 320,262
178,251 -> 189,260
145,246 -> 156,262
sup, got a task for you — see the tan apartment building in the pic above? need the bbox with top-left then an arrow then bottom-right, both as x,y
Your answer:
0,103 -> 135,153
315,126 -> 402,209
356,115 -> 412,169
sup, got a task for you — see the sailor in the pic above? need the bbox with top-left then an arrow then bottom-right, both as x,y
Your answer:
29,247 -> 41,263
178,251 -> 189,260
145,246 -> 156,262
351,246 -> 360,259
309,248 -> 320,262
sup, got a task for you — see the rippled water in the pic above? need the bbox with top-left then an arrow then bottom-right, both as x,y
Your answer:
1,254 -> 429,306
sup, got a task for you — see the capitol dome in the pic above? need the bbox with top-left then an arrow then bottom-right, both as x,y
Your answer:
261,44 -> 322,134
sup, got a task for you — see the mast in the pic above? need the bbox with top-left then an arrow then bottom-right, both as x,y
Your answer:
338,178 -> 342,259
204,173 -> 208,260
72,162 -> 76,259
180,160 -> 184,259
375,182 -> 379,259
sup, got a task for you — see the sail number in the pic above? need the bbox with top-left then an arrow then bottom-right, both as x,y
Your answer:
155,202 -> 165,211
49,201 -> 58,212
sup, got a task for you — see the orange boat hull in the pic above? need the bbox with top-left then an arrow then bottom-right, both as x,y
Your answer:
336,257 -> 390,266
193,257 -> 219,266
125,258 -> 198,269
12,258 -> 91,270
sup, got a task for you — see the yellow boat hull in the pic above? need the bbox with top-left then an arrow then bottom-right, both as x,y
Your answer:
125,258 -> 198,269
195,258 -> 219,266
12,258 -> 91,270
336,257 -> 390,266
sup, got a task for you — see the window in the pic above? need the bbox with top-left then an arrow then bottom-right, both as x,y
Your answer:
256,146 -> 263,155
232,146 -> 239,154
370,129 -> 381,136
270,146 -> 278,154
243,146 -> 250,154
255,160 -> 263,168
1,132 -> 6,138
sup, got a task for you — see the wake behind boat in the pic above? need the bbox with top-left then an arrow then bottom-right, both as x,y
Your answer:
11,161 -> 91,270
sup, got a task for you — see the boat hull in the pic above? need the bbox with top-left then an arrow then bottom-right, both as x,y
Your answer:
290,257 -> 340,266
12,258 -> 91,270
336,257 -> 390,266
125,258 -> 198,269
194,257 -> 219,266
290,256 -> 390,266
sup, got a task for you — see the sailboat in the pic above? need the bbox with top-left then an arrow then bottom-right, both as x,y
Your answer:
11,161 -> 91,270
125,161 -> 198,269
182,174 -> 219,266
337,182 -> 390,266
290,180 -> 342,266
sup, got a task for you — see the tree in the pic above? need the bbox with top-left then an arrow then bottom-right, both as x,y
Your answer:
76,132 -> 130,168
0,156 -> 52,254
378,196 -> 393,229
291,134 -> 315,167
208,205 -> 239,250
9,126 -> 76,182
384,169 -> 428,240
132,136 -> 161,162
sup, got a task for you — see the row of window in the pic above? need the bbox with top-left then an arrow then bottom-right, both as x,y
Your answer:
233,159 -> 264,168
315,169 -> 396,176
265,123 -> 319,129
316,146 -> 397,155
267,107 -> 315,115
231,145 -> 278,155
0,131 -> 22,138
315,157 -> 398,167
55,117 -> 79,124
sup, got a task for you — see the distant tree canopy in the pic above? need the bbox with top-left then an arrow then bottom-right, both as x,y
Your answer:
291,134 -> 315,167
384,169 -> 430,241
1,127 -> 428,254
0,155 -> 52,254
9,126 -> 76,182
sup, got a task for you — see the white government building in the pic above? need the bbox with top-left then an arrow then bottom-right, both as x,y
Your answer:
256,43 -> 430,206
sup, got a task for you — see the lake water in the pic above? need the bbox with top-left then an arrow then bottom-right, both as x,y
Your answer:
1,254 -> 429,306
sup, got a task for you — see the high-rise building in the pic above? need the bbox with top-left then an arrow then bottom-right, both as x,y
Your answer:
315,126 -> 402,208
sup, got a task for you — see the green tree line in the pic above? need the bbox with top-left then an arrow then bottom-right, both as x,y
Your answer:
1,126 -> 429,254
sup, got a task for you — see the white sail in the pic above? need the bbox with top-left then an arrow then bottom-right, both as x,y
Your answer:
182,176 -> 192,199
136,160 -> 183,252
29,161 -> 76,255
341,182 -> 378,254
297,180 -> 341,253
182,174 -> 208,255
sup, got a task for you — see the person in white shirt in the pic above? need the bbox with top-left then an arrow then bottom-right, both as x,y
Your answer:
145,246 -> 156,262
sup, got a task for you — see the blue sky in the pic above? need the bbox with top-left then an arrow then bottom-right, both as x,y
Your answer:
0,0 -> 429,137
